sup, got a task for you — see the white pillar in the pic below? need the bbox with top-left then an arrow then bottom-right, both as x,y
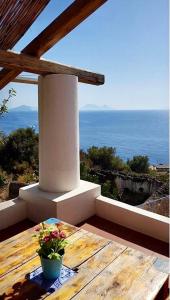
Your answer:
38,74 -> 80,193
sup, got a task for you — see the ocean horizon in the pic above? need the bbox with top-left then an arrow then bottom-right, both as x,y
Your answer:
0,109 -> 169,165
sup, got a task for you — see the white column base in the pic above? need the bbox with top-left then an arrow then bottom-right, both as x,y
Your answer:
19,180 -> 101,225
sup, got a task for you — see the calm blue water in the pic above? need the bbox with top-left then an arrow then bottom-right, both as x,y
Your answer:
0,110 -> 169,164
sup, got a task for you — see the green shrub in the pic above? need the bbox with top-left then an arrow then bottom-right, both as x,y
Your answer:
101,180 -> 120,199
112,156 -> 130,171
127,155 -> 149,173
87,146 -> 116,170
101,180 -> 112,198
0,128 -> 38,174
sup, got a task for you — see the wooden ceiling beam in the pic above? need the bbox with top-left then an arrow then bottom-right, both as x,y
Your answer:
0,0 -> 107,89
22,0 -> 108,57
0,50 -> 104,86
12,76 -> 38,85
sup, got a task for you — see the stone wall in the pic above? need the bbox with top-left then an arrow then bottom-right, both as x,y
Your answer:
92,169 -> 163,195
115,174 -> 162,194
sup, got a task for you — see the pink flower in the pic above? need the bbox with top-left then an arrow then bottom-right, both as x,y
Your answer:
43,236 -> 51,243
59,231 -> 66,239
50,230 -> 59,239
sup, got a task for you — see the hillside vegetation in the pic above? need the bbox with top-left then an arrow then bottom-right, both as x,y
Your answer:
0,128 -> 168,202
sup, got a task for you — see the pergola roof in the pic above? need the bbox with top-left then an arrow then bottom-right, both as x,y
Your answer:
0,0 -> 50,50
0,0 -> 107,89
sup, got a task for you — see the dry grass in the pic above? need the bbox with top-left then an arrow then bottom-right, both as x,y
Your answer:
0,184 -> 8,202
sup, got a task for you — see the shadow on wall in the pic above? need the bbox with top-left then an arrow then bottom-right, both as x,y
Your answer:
119,188 -> 150,206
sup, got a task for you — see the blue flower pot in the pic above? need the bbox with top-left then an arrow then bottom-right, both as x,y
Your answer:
40,256 -> 62,280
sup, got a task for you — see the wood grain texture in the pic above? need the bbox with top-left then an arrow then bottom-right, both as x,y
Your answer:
0,221 -> 168,300
0,221 -> 78,249
0,50 -> 104,85
0,68 -> 18,89
0,229 -> 110,300
13,76 -> 38,85
0,239 -> 38,277
71,248 -> 163,300
22,0 -> 108,57
0,256 -> 47,300
0,226 -> 34,248
0,0 -> 50,50
0,241 -> 125,300
63,232 -> 110,269
122,264 -> 168,300
0,0 -> 107,89
48,242 -> 126,300
0,230 -> 87,299
0,222 -> 79,277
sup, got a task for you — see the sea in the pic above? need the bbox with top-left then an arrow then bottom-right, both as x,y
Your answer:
0,110 -> 169,165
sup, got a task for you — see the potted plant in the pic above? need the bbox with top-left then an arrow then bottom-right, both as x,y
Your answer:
34,222 -> 67,280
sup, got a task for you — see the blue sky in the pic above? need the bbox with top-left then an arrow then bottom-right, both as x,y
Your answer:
0,0 -> 168,110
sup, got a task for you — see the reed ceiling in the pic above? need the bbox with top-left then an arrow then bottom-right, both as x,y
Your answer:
0,0 -> 107,89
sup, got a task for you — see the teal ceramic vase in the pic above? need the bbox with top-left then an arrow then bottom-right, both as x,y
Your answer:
40,256 -> 62,280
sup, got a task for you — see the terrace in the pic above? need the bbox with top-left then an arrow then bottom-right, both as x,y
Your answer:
0,0 -> 169,299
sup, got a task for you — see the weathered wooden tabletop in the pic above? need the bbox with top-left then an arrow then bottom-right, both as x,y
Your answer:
0,218 -> 169,300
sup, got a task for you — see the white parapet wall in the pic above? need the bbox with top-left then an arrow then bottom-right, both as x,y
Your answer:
0,182 -> 169,244
0,198 -> 27,230
19,180 -> 101,225
96,195 -> 169,243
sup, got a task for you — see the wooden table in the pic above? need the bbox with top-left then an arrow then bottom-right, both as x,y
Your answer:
0,218 -> 169,300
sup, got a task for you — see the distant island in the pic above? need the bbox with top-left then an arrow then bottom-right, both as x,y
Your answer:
10,105 -> 37,112
10,104 -> 114,112
80,104 -> 113,111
